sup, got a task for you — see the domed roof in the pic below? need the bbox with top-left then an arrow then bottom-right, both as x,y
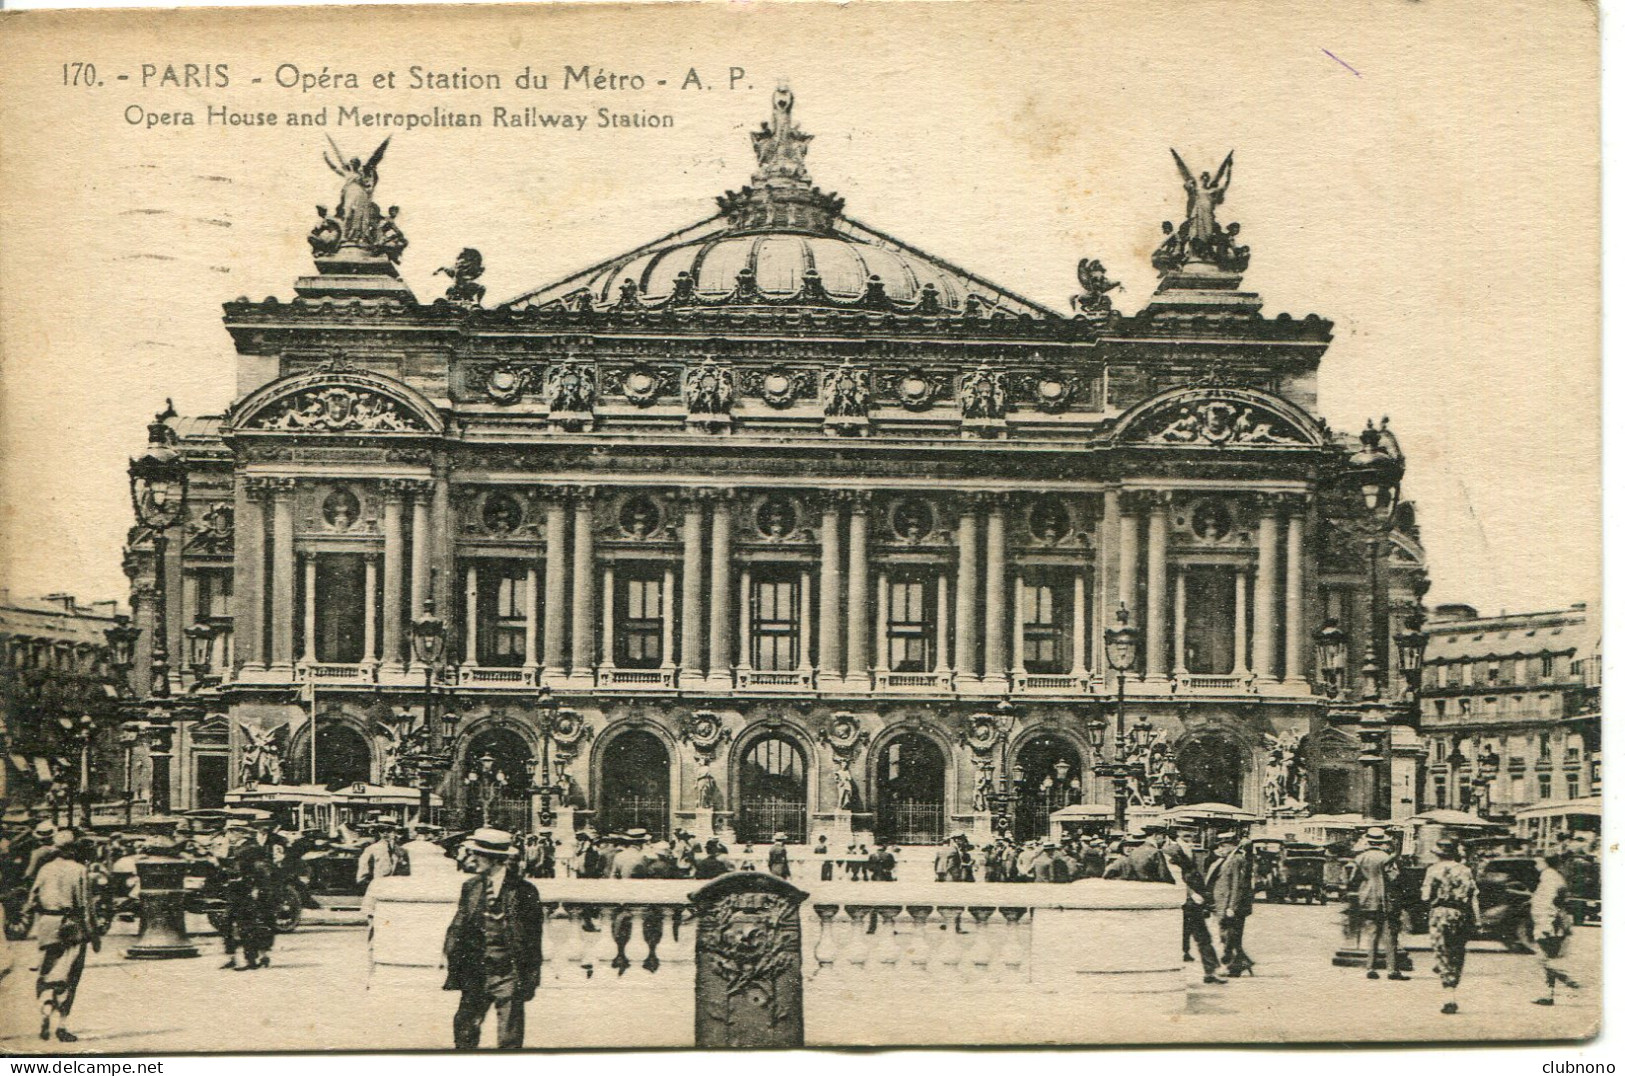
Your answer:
504,85 -> 1056,320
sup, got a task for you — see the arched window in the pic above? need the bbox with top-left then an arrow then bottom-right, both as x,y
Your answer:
598,729 -> 671,838
461,727 -> 533,832
736,736 -> 807,843
875,732 -> 945,845
1013,734 -> 1083,841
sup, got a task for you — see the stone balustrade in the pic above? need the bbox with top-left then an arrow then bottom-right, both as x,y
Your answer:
369,866 -> 1185,1047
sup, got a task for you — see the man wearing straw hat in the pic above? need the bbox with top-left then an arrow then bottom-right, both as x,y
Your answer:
1349,826 -> 1408,981
443,828 -> 543,1049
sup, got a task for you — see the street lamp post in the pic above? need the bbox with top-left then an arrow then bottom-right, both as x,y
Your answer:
63,713 -> 96,829
408,599 -> 452,824
1315,618 -> 1348,701
128,408 -> 189,701
535,685 -> 560,831
1471,742 -> 1501,819
105,615 -> 142,825
1091,602 -> 1143,833
184,620 -> 218,689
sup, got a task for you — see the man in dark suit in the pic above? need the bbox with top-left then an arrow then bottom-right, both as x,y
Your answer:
443,828 -> 544,1050
1207,834 -> 1255,976
1104,824 -> 1176,882
1167,829 -> 1226,985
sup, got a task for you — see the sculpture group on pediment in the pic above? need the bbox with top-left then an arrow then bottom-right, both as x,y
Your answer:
959,364 -> 1007,421
313,136 -> 407,260
1153,149 -> 1251,275
254,388 -> 416,432
1149,399 -> 1298,447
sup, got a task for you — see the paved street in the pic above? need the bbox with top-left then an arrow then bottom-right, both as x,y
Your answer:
0,903 -> 1598,1052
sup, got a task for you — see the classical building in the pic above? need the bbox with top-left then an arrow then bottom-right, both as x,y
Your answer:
1418,603 -> 1600,818
121,88 -> 1430,843
0,591 -> 129,819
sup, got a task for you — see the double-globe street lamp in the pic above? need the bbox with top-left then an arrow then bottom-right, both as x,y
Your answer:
1088,602 -> 1144,832
407,598 -> 459,824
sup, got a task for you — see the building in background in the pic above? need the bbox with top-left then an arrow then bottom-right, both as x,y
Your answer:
119,88 -> 1433,842
0,591 -> 131,821
1419,602 -> 1600,819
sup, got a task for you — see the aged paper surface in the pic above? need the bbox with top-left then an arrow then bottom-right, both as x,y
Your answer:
0,0 -> 1601,1054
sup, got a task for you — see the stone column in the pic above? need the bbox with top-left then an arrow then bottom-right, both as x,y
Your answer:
954,499 -> 979,683
463,563 -> 479,667
662,568 -> 677,671
570,490 -> 597,681
682,493 -> 707,683
1172,566 -> 1187,676
1144,493 -> 1169,679
816,496 -> 843,688
707,493 -> 733,686
410,486 -> 431,620
524,566 -> 539,672
874,570 -> 890,673
301,555 -> 317,664
1254,497 -> 1280,680
1231,568 -> 1250,676
269,478 -> 296,675
381,481 -> 406,675
797,570 -> 814,674
363,555 -> 378,665
737,566 -> 753,673
1118,495 -> 1140,613
1095,488 -> 1120,674
983,495 -> 1009,690
935,572 -> 951,676
1012,576 -> 1028,677
1072,571 -> 1089,677
431,471 -> 453,645
542,493 -> 569,680
600,565 -> 616,673
1284,498 -> 1307,684
236,478 -> 267,672
844,493 -> 870,686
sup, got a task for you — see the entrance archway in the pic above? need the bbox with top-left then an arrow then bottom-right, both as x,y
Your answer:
312,723 -> 372,789
597,728 -> 671,838
461,727 -> 534,832
1176,732 -> 1247,807
1013,734 -> 1084,841
875,732 -> 946,845
735,735 -> 807,843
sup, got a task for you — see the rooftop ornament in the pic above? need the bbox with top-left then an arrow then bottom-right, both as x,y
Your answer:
1153,149 -> 1250,275
717,83 -> 845,233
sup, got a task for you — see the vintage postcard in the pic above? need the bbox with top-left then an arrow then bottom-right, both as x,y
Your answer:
0,0 -> 1602,1053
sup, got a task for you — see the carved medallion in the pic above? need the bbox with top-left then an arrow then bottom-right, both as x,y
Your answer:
322,487 -> 362,531
482,492 -> 523,534
755,495 -> 799,540
889,369 -> 939,411
1028,495 -> 1072,544
890,497 -> 936,542
618,494 -> 664,539
606,364 -> 679,407
742,365 -> 811,409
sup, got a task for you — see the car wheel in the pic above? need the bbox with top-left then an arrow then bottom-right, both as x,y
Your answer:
273,887 -> 303,933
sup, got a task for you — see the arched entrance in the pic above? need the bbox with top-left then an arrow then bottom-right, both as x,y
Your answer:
735,735 -> 808,843
597,728 -> 671,838
1176,732 -> 1247,807
461,727 -> 534,832
875,732 -> 945,845
312,723 -> 371,789
1013,734 -> 1084,841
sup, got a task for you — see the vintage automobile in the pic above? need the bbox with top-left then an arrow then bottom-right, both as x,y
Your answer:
1268,842 -> 1329,904
1386,814 -> 1537,949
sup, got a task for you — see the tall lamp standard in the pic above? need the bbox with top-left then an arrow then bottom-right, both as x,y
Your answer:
1471,742 -> 1501,819
409,599 -> 453,824
58,713 -> 96,829
105,615 -> 142,826
534,685 -> 560,831
1089,603 -> 1143,832
128,408 -> 189,701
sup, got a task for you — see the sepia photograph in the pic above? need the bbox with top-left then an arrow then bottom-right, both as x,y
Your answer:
0,0 -> 1604,1054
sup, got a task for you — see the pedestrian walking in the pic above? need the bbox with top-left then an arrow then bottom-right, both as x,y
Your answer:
1348,827 -> 1407,980
443,828 -> 543,1050
1167,829 -> 1226,985
1208,834 -> 1255,976
356,825 -> 404,889
1103,824 -> 1175,882
1529,850 -> 1580,1005
814,835 -> 833,881
1422,837 -> 1480,1014
933,837 -> 959,882
221,849 -> 279,971
26,829 -> 99,1043
767,832 -> 791,879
